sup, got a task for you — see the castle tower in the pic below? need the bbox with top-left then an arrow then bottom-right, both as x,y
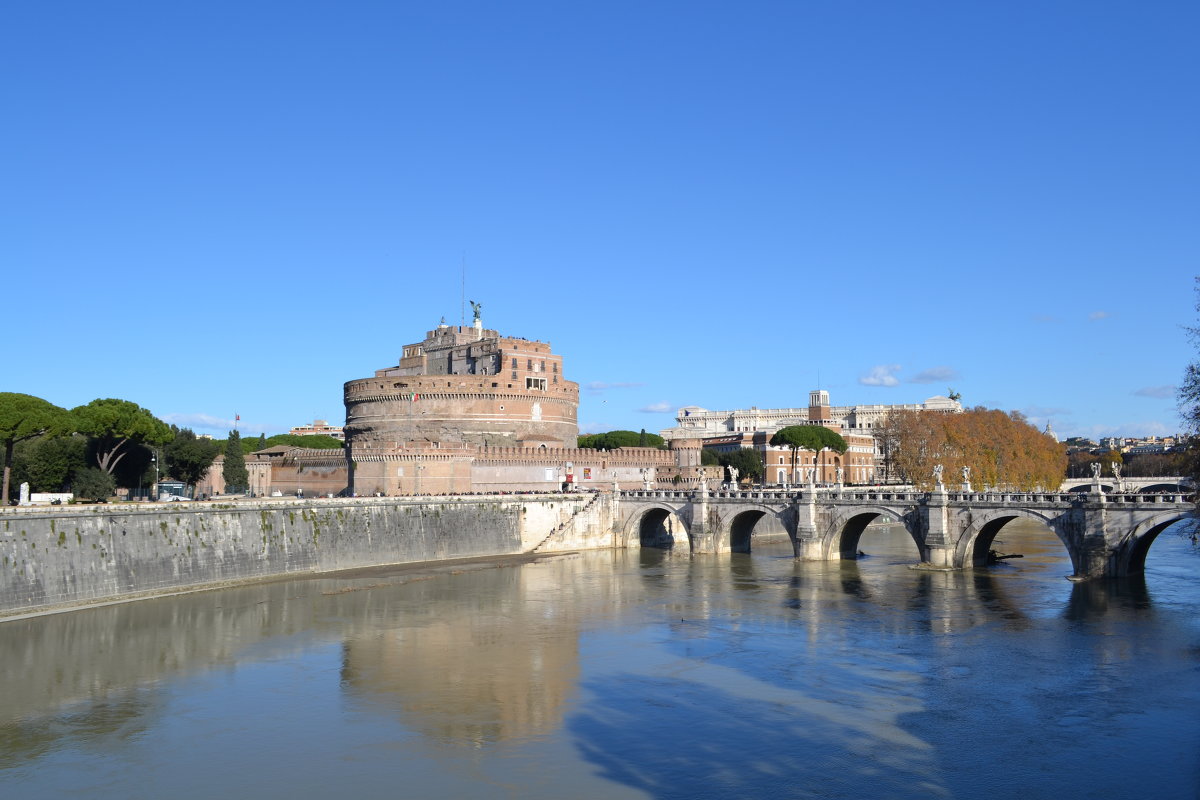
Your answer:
344,321 -> 580,452
809,389 -> 832,422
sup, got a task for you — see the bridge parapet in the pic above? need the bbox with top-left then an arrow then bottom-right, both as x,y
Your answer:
621,488 -> 1188,505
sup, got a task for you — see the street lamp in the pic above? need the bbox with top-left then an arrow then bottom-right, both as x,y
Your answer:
151,450 -> 159,501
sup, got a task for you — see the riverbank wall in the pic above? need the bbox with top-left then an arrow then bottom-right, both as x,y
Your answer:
0,494 -> 615,618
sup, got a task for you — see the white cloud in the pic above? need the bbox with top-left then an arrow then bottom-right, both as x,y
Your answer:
859,364 -> 901,387
909,366 -> 960,384
1133,385 -> 1176,399
638,402 -> 673,413
1088,311 -> 1111,321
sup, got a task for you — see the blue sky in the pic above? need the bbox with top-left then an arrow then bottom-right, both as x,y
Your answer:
4,1 -> 1197,441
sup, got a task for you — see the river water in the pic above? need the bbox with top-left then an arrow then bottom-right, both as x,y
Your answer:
1,521 -> 1198,799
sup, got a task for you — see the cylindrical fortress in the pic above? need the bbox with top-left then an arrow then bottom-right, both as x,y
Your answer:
344,322 -> 580,450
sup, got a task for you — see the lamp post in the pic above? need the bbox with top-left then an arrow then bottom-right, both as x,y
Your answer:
151,450 -> 159,501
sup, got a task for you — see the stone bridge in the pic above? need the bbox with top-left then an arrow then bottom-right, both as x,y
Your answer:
1060,475 -> 1191,493
615,486 -> 1195,580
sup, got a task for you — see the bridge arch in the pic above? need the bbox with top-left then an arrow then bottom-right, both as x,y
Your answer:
1137,483 -> 1188,494
954,508 -> 1073,572
725,505 -> 791,554
620,503 -> 692,551
821,506 -> 921,561
1113,510 -> 1196,575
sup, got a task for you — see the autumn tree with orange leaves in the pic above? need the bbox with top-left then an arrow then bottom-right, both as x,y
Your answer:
877,407 -> 1065,491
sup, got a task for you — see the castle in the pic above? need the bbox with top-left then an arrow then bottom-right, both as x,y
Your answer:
200,312 -> 688,497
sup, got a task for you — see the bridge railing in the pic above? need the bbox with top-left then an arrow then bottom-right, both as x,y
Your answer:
618,489 -> 1192,506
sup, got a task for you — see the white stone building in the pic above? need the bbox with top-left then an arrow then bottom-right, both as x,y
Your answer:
660,391 -> 962,440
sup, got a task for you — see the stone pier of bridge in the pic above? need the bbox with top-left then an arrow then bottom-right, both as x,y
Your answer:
616,485 -> 1194,580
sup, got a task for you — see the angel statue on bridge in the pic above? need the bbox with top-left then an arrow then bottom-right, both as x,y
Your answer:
932,464 -> 944,485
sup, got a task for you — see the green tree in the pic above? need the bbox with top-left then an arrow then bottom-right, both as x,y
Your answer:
0,393 -> 73,503
71,399 -> 172,477
769,425 -> 848,485
222,430 -> 249,492
220,433 -> 344,454
165,428 -> 221,488
719,448 -> 764,483
11,434 -> 88,493
72,466 -> 116,501
577,430 -> 665,450
701,448 -> 722,466
261,434 -> 343,452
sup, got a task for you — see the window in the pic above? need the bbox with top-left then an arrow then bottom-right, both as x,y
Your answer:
526,377 -> 547,391
527,358 -> 533,370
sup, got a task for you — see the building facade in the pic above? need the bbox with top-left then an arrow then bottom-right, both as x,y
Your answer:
661,390 -> 962,440
289,419 -> 345,440
662,390 -> 963,485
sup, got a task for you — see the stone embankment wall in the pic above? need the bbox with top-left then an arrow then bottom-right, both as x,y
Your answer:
0,494 -> 615,618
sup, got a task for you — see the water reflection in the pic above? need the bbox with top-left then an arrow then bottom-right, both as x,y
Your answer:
1,524 -> 1197,799
338,565 -> 581,746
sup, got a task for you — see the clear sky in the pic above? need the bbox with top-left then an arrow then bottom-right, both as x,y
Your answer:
4,1 -> 1197,441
